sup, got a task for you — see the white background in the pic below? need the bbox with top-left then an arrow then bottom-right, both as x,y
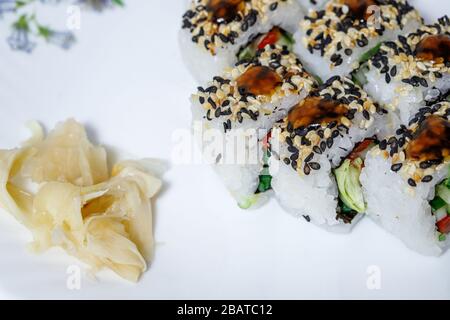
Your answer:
0,0 -> 449,299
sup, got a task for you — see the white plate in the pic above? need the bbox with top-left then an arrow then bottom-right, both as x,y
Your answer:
0,0 -> 449,300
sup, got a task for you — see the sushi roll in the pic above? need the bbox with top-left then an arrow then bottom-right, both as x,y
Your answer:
269,76 -> 386,231
191,45 -> 316,208
293,0 -> 423,81
361,101 -> 450,256
355,16 -> 450,137
180,0 -> 303,83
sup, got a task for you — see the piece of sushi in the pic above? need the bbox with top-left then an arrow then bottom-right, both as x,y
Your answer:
355,16 -> 450,137
361,101 -> 450,256
269,76 -> 386,231
191,45 -> 316,208
180,0 -> 303,83
293,0 -> 423,81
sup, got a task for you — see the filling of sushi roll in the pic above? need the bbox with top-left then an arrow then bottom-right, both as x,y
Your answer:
295,0 -> 422,80
237,27 -> 295,62
256,131 -> 273,194
431,173 -> 450,241
334,138 -> 375,221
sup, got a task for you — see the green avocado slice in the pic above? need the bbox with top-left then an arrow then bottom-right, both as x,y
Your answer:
334,158 -> 366,213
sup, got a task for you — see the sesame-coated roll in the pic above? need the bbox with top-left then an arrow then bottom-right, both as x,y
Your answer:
361,102 -> 450,256
358,16 -> 450,137
191,45 -> 316,209
269,76 -> 386,231
293,0 -> 423,81
180,0 -> 303,83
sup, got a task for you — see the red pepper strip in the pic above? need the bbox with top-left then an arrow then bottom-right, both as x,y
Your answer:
437,215 -> 450,234
262,131 -> 272,150
258,28 -> 280,50
348,139 -> 374,161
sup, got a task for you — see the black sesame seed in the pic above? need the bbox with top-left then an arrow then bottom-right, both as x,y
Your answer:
379,139 -> 387,150
283,157 -> 291,165
422,175 -> 433,183
286,136 -> 293,146
390,66 -> 397,77
295,127 -> 308,136
320,141 -> 327,152
302,137 -> 312,146
269,2 -> 278,11
363,110 -> 370,120
304,163 -> 311,175
419,161 -> 432,169
391,163 -> 403,172
318,130 -> 324,139
309,162 -> 321,170
418,78 -> 428,87
208,97 -> 217,109
385,73 -> 391,83
408,178 -> 417,187
332,130 -> 340,138
326,137 -> 334,148
344,48 -> 353,56
305,152 -> 314,163
288,146 -> 298,153
313,146 -> 322,154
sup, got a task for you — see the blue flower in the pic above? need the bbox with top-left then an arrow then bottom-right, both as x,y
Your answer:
47,30 -> 76,49
0,0 -> 17,16
7,27 -> 36,53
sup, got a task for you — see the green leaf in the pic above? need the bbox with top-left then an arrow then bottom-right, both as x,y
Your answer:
37,25 -> 52,39
15,0 -> 35,9
112,0 -> 125,6
439,233 -> 446,242
13,14 -> 30,31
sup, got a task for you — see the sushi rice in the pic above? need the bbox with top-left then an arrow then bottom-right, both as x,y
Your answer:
180,0 -> 303,83
191,44 -> 315,208
293,0 -> 423,81
297,0 -> 328,13
361,101 -> 450,256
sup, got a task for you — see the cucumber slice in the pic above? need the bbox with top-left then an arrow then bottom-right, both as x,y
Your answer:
431,196 -> 446,211
257,175 -> 272,193
359,42 -> 381,63
238,45 -> 256,62
352,64 -> 369,87
437,183 -> 450,203
435,206 -> 447,221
